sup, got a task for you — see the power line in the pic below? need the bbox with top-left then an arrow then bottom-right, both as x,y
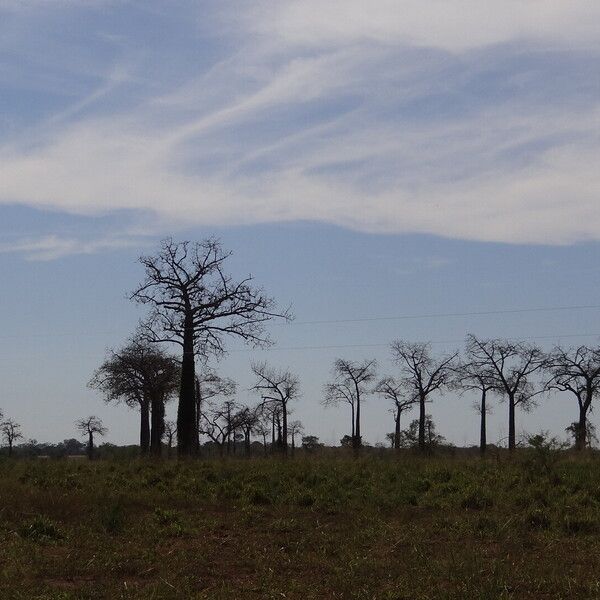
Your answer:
0,303 -> 597,340
291,304 -> 600,326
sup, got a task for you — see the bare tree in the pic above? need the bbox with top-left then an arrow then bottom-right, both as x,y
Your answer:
251,362 -> 300,455
1,419 -> 22,457
194,369 -> 236,453
288,420 -> 304,456
465,335 -> 546,451
323,382 -> 357,439
76,416 -> 107,460
164,420 -> 177,458
198,400 -> 239,456
236,406 -> 260,456
544,345 -> 600,450
326,359 -> 377,451
130,238 -> 290,456
89,337 -> 179,457
374,377 -> 417,450
454,358 -> 498,455
391,342 -> 457,452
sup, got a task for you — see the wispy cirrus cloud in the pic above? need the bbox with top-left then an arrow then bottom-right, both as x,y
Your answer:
0,0 -> 599,257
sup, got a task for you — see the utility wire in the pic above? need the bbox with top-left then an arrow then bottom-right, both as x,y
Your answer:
0,303 -> 598,340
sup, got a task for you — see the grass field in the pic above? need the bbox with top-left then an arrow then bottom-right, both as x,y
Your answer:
1,451 -> 600,599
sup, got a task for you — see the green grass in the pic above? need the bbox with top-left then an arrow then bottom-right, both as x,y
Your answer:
1,453 -> 600,599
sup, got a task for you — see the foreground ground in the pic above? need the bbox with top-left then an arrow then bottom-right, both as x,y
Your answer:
1,452 -> 600,599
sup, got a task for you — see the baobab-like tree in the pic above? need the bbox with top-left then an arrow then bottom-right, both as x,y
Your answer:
1,419 -> 22,457
164,420 -> 177,458
465,335 -> 546,451
374,376 -> 417,450
194,369 -> 236,453
391,341 -> 457,452
322,381 -> 357,440
89,337 -> 179,457
325,359 -> 377,451
454,358 -> 498,455
251,362 -> 300,455
198,400 -> 239,456
76,416 -> 107,460
288,419 -> 304,456
131,238 -> 290,456
544,345 -> 600,450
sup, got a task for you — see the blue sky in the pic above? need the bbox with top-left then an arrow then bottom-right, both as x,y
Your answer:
0,1 -> 599,446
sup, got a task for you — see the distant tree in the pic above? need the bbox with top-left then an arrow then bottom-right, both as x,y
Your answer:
391,342 -> 457,452
288,420 -> 304,456
340,434 -> 353,448
237,406 -> 260,456
253,417 -> 271,456
194,370 -> 236,453
323,382 -> 357,440
131,238 -> 290,456
326,359 -> 377,452
163,421 -> 177,458
402,416 -> 445,451
466,335 -> 546,451
301,435 -> 322,453
374,376 -> 417,450
454,358 -> 498,455
198,401 -> 237,457
544,345 -> 600,450
75,416 -> 107,460
251,362 -> 300,456
1,419 -> 22,457
89,337 -> 179,457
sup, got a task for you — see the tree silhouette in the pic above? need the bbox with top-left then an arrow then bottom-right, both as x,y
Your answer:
1,419 -> 22,457
131,238 -> 290,456
90,337 -> 179,456
251,362 -> 300,456
326,359 -> 376,452
76,416 -> 107,460
391,341 -> 457,452
374,376 -> 417,450
544,345 -> 600,450
466,335 -> 546,451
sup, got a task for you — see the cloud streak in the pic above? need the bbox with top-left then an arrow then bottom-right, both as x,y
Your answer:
0,0 -> 599,255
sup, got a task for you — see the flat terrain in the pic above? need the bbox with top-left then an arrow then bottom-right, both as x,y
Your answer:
1,452 -> 600,599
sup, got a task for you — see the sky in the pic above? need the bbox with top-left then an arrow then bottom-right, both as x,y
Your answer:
0,0 -> 599,447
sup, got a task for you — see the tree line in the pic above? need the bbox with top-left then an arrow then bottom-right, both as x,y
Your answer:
2,238 -> 598,458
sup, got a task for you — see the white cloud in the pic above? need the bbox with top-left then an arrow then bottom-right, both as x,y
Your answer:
243,0 -> 600,52
0,234 -> 144,260
0,0 -> 599,254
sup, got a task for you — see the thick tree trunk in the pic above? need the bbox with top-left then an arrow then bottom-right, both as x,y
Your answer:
87,432 -> 94,460
195,377 -> 202,454
140,401 -> 150,456
150,394 -> 165,457
353,393 -> 361,452
394,408 -> 401,450
576,405 -> 587,450
480,390 -> 487,455
177,313 -> 196,457
350,404 -> 355,439
7,441 -> 12,457
418,393 -> 426,452
508,393 -> 516,452
282,403 -> 288,455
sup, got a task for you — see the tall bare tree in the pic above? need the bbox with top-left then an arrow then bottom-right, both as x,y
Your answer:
251,362 -> 300,455
131,238 -> 290,456
164,420 -> 177,458
391,342 -> 457,452
90,337 -> 179,457
322,382 -> 357,440
76,416 -> 107,460
326,359 -> 377,451
374,377 -> 417,450
288,420 -> 304,456
465,335 -> 546,451
544,345 -> 600,450
454,358 -> 498,455
194,369 -> 236,453
1,419 -> 22,457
